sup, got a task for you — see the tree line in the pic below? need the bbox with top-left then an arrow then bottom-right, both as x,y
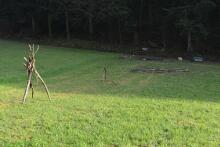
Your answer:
0,0 -> 219,54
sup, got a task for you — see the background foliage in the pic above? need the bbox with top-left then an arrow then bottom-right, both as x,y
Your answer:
0,0 -> 219,54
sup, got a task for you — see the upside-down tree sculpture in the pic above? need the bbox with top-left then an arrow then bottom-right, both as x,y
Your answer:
22,44 -> 51,104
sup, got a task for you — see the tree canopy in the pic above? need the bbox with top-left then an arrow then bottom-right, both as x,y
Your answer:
0,0 -> 219,54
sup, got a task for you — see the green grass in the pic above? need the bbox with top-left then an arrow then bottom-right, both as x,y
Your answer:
0,39 -> 220,146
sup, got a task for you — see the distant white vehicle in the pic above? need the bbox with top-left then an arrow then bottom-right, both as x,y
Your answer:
193,56 -> 204,62
142,48 -> 149,51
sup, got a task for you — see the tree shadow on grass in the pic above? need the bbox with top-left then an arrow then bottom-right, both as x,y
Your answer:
2,72 -> 220,104
0,41 -> 219,104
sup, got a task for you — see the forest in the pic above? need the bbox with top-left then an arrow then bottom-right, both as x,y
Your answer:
0,0 -> 220,55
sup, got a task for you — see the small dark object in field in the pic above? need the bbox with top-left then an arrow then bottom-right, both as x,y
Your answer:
22,44 -> 51,104
101,67 -> 117,85
131,67 -> 189,73
103,67 -> 107,81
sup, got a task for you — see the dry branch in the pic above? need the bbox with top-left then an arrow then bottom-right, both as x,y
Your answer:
22,44 -> 51,104
34,70 -> 51,100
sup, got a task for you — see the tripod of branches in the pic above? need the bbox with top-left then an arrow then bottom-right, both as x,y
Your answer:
22,44 -> 51,104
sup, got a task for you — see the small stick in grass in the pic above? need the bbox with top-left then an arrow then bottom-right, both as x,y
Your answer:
103,67 -> 107,81
102,67 -> 117,86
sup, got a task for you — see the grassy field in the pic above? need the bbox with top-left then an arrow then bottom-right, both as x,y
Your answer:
0,39 -> 220,146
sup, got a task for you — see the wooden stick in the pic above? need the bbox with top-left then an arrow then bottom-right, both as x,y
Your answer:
30,82 -> 34,99
24,57 -> 28,62
29,44 -> 32,51
35,73 -> 39,84
35,45 -> 40,54
23,63 -> 27,67
22,72 -> 33,104
103,67 -> 107,81
31,87 -> 34,98
34,69 -> 51,101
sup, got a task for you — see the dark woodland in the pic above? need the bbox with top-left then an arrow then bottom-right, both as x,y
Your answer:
0,0 -> 220,55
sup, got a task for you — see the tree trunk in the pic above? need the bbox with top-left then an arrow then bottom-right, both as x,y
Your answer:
65,10 -> 70,40
48,14 -> 52,38
118,19 -> 122,44
133,30 -> 139,45
108,20 -> 113,44
148,0 -> 153,25
31,16 -> 36,35
161,28 -> 166,49
187,30 -> 192,52
139,0 -> 144,34
88,14 -> 94,39
162,38 -> 167,50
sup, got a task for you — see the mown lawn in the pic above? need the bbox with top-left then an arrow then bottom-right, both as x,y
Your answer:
0,39 -> 219,146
